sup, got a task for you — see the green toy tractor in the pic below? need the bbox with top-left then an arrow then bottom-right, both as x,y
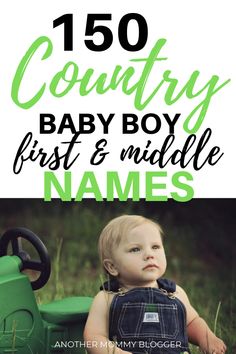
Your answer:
0,227 -> 93,354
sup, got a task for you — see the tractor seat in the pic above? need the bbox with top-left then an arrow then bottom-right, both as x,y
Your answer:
39,296 -> 93,325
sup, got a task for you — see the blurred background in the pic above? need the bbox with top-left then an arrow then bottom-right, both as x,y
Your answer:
0,199 -> 235,351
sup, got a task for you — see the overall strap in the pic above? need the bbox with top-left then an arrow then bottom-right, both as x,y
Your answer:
100,278 -> 120,292
100,278 -> 176,293
157,278 -> 176,293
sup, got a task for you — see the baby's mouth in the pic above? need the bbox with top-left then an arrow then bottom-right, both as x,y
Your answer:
143,264 -> 159,270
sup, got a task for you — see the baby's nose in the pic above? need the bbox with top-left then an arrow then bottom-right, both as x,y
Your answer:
144,249 -> 154,260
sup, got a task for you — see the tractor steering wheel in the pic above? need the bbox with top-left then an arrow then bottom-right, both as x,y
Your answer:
0,227 -> 51,290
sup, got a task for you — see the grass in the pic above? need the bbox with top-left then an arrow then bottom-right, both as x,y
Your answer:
213,301 -> 221,335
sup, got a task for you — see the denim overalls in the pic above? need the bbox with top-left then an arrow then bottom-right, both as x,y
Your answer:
101,278 -> 190,354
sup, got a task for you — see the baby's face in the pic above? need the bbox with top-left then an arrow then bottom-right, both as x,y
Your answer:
110,222 -> 167,289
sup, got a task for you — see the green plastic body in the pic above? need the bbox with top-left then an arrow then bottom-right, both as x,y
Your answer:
40,297 -> 93,353
0,256 -> 93,354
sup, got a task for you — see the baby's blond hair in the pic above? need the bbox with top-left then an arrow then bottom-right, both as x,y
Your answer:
98,215 -> 163,270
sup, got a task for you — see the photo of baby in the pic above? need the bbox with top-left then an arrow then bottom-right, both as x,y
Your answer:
84,215 -> 226,354
0,199 -> 235,353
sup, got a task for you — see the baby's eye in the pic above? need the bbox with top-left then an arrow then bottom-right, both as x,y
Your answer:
129,247 -> 140,253
152,245 -> 161,250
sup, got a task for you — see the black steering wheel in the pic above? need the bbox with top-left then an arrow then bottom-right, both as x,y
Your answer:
0,227 -> 51,290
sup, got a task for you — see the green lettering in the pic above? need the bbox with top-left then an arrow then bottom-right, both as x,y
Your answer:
44,171 -> 71,201
11,36 -> 53,109
49,62 -> 79,97
131,39 -> 167,110
75,172 -> 103,201
107,172 -> 140,201
171,171 -> 194,201
145,172 -> 168,201
183,76 -> 231,133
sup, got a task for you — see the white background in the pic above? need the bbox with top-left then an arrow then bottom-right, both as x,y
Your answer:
0,0 -> 235,198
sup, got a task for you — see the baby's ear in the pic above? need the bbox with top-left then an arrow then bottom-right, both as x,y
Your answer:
103,259 -> 119,276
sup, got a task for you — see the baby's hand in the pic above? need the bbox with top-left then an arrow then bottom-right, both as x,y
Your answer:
200,334 -> 226,354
